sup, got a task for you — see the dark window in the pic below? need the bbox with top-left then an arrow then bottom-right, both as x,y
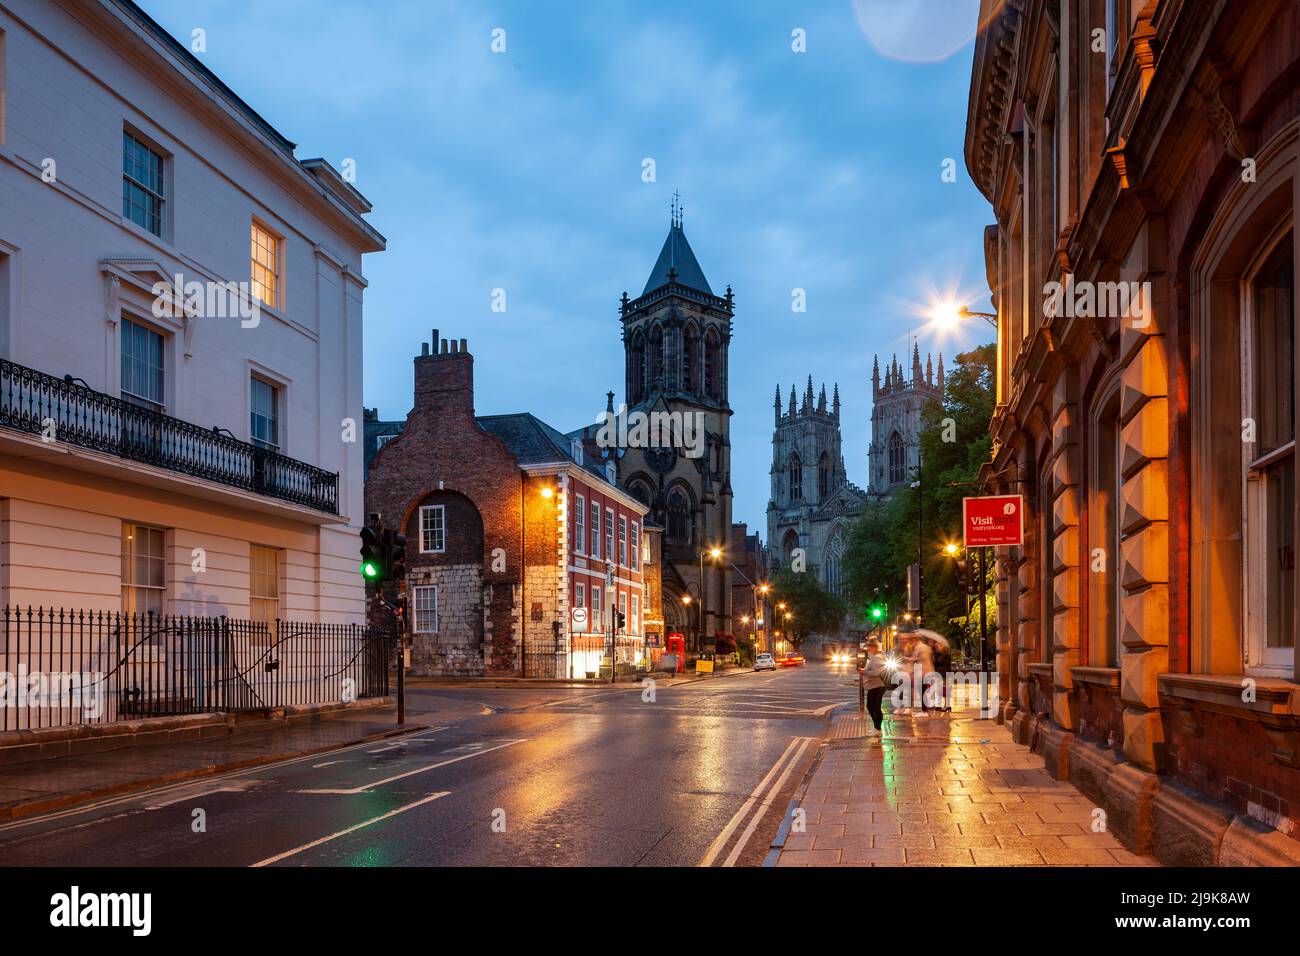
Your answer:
121,318 -> 164,410
789,453 -> 802,501
888,432 -> 905,484
122,131 -> 164,237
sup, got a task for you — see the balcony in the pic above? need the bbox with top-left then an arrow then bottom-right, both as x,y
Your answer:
0,358 -> 338,514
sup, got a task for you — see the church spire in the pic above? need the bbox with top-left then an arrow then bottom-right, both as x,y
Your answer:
642,196 -> 712,296
872,355 -> 880,396
774,383 -> 782,423
789,384 -> 797,418
817,383 -> 827,414
832,383 -> 841,420
802,375 -> 813,414
926,352 -> 933,385
937,353 -> 945,392
912,340 -> 922,384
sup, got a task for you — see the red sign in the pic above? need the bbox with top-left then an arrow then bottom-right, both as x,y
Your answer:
963,494 -> 1023,547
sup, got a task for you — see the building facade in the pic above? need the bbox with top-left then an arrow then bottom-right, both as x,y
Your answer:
364,334 -> 652,678
0,0 -> 383,623
967,0 -> 1300,864
766,377 -> 866,599
729,522 -> 767,649
867,346 -> 944,495
611,212 -> 734,645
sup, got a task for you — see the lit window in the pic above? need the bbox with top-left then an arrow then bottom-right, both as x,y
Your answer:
250,220 -> 281,309
631,594 -> 640,633
122,131 -> 164,237
605,507 -> 614,561
412,585 -> 439,634
249,545 -> 280,623
575,494 -> 586,554
250,377 -> 279,450
121,524 -> 165,615
420,505 -> 446,554
631,521 -> 639,570
590,503 -> 601,559
618,515 -> 628,567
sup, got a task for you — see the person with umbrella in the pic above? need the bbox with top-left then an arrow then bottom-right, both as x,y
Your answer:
923,631 -> 954,713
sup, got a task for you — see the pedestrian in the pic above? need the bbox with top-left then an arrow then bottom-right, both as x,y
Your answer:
909,632 -> 935,716
857,638 -> 888,736
931,636 -> 953,713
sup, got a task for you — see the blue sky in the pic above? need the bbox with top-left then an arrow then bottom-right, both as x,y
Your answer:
145,0 -> 996,532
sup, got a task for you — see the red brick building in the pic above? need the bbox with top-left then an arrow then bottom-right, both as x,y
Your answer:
365,332 -> 651,678
966,0 -> 1300,864
729,523 -> 768,650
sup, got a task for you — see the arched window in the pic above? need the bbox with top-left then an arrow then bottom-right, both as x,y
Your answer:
667,489 -> 691,544
683,325 -> 699,394
818,452 -> 831,500
649,325 -> 664,389
888,432 -> 905,484
704,328 -> 721,400
629,332 -> 646,403
826,525 -> 845,597
788,452 -> 802,501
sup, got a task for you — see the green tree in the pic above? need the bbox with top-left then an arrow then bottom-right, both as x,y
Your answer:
768,568 -> 846,649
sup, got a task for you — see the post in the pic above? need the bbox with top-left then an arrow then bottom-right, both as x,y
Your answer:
915,449 -> 924,623
699,549 -> 707,654
978,546 -> 989,673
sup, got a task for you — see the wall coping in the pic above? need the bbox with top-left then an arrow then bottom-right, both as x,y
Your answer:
1158,673 -> 1298,718
1071,666 -> 1121,690
1027,662 -> 1053,677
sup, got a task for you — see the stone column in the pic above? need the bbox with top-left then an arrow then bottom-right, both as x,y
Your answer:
1049,371 -> 1082,730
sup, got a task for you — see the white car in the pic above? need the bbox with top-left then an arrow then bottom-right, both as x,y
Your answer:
754,653 -> 776,671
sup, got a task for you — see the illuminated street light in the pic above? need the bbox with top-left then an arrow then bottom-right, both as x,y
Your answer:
944,542 -> 960,557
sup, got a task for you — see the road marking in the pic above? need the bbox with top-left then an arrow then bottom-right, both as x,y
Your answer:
144,781 -> 261,809
722,736 -> 813,867
250,791 -> 451,867
697,736 -> 814,867
294,739 -> 526,794
814,699 -> 857,715
312,760 -> 343,768
367,743 -> 402,753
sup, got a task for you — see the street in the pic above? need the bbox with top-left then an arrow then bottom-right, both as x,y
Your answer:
0,665 -> 857,867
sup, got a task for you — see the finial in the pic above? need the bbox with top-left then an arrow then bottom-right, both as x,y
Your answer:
606,390 -> 615,413
671,190 -> 682,228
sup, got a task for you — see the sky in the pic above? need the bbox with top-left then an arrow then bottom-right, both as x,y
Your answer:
144,0 -> 997,532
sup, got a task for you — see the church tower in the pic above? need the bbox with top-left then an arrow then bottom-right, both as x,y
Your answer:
867,343 -> 944,495
616,199 -> 734,645
766,377 -> 866,601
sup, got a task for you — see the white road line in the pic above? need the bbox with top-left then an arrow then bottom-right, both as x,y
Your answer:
312,761 -> 343,768
294,739 -> 526,794
814,699 -> 857,715
250,791 -> 451,867
697,736 -> 813,867
722,736 -> 813,867
367,743 -> 402,753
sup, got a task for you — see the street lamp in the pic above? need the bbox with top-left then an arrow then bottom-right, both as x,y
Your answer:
698,545 -> 724,654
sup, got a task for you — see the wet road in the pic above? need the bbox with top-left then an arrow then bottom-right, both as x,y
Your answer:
0,664 -> 860,866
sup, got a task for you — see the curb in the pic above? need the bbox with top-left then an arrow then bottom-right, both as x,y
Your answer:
0,721 -> 426,823
762,739 -> 828,867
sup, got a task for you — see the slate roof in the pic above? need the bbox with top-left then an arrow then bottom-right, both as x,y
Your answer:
642,223 -> 713,296
477,413 -> 615,485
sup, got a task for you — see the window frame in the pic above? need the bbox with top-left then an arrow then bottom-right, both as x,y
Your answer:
121,522 -> 166,616
412,585 -> 439,634
249,544 -> 281,623
250,375 -> 280,451
590,502 -> 601,559
605,507 -> 615,563
419,504 -> 446,554
122,129 -> 166,238
618,515 -> 628,567
120,316 -> 165,411
575,494 -> 586,554
250,218 -> 283,311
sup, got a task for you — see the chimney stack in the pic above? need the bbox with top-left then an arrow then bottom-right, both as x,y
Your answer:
414,332 -> 474,417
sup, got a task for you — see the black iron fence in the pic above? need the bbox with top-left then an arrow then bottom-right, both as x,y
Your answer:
0,607 -> 391,732
0,358 -> 339,513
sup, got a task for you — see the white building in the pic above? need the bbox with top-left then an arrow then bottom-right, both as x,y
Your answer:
0,0 -> 384,623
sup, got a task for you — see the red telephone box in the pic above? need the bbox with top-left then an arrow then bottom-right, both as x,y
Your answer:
666,633 -> 686,672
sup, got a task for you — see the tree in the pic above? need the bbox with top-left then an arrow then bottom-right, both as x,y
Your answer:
841,344 -> 998,648
768,568 -> 846,649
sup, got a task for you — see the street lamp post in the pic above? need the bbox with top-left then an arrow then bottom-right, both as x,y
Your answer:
698,545 -> 722,654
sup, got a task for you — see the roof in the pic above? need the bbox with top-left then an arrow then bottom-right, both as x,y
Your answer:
642,224 -> 713,296
477,413 -> 614,485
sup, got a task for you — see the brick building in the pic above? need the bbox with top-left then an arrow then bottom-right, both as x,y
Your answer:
729,522 -> 767,651
364,332 -> 652,678
966,0 -> 1300,864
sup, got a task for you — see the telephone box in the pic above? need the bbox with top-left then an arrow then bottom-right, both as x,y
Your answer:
666,633 -> 686,672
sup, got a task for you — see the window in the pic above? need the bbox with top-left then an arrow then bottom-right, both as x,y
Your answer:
618,591 -> 629,632
571,437 -> 584,464
121,318 -> 164,410
788,453 -> 802,501
250,377 -> 279,450
684,328 -> 699,393
121,524 -> 165,615
631,521 -> 640,570
376,434 -> 396,450
592,585 -> 602,617
412,585 -> 438,634
420,504 -> 446,554
575,582 -> 586,616
888,432 -> 906,485
249,545 -> 280,623
668,490 -> 690,544
618,515 -> 628,567
605,507 -> 615,562
250,220 -> 281,309
1246,235 -> 1295,671
590,502 -> 601,559
1090,386 -> 1122,667
632,594 -> 640,634
819,452 -> 831,500
122,131 -> 164,237
575,494 -> 586,553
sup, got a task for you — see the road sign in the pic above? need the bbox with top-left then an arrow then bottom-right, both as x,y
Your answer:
571,606 -> 589,631
695,658 -> 714,674
963,494 -> 1024,547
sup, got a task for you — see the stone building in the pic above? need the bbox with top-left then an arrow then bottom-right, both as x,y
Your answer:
587,208 -> 735,646
766,377 -> 867,599
729,522 -> 767,649
364,333 -> 651,677
867,346 -> 944,495
966,0 -> 1300,864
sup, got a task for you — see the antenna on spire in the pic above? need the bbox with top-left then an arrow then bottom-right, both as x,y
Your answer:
671,190 -> 682,228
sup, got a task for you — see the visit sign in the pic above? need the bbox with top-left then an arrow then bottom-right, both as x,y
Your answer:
963,494 -> 1023,547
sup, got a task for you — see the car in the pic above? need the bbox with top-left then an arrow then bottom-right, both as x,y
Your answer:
828,650 -> 854,664
754,653 -> 776,671
777,652 -> 805,667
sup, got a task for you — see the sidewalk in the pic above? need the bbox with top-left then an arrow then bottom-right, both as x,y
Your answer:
770,700 -> 1158,866
0,707 -> 424,821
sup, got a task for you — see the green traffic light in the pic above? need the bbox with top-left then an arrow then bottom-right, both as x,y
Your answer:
871,605 -> 883,619
361,560 -> 379,579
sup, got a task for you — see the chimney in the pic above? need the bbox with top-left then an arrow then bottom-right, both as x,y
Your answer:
414,331 -> 474,417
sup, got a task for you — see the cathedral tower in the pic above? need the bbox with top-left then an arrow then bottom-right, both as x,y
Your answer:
867,343 -> 944,494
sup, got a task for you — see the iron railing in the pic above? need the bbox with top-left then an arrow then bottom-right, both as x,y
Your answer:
0,358 -> 339,513
0,606 -> 391,732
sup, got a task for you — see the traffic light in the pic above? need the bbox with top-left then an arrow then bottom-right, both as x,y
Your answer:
868,602 -> 886,622
615,611 -> 626,631
388,529 -> 407,583
359,524 -> 383,585
954,557 -> 970,594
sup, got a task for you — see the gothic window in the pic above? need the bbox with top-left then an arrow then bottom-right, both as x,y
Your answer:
818,452 -> 831,501
684,326 -> 699,394
782,529 -> 799,566
888,431 -> 905,484
667,488 -> 691,544
826,525 -> 845,598
630,331 -> 646,403
788,452 -> 802,501
704,328 -> 721,400
649,325 -> 664,388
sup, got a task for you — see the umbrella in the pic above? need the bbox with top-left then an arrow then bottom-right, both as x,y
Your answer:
913,628 -> 950,649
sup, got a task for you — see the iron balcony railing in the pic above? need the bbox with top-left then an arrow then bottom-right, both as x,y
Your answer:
0,606 -> 392,732
0,357 -> 338,513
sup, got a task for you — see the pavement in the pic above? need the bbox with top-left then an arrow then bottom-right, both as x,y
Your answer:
768,692 -> 1159,867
